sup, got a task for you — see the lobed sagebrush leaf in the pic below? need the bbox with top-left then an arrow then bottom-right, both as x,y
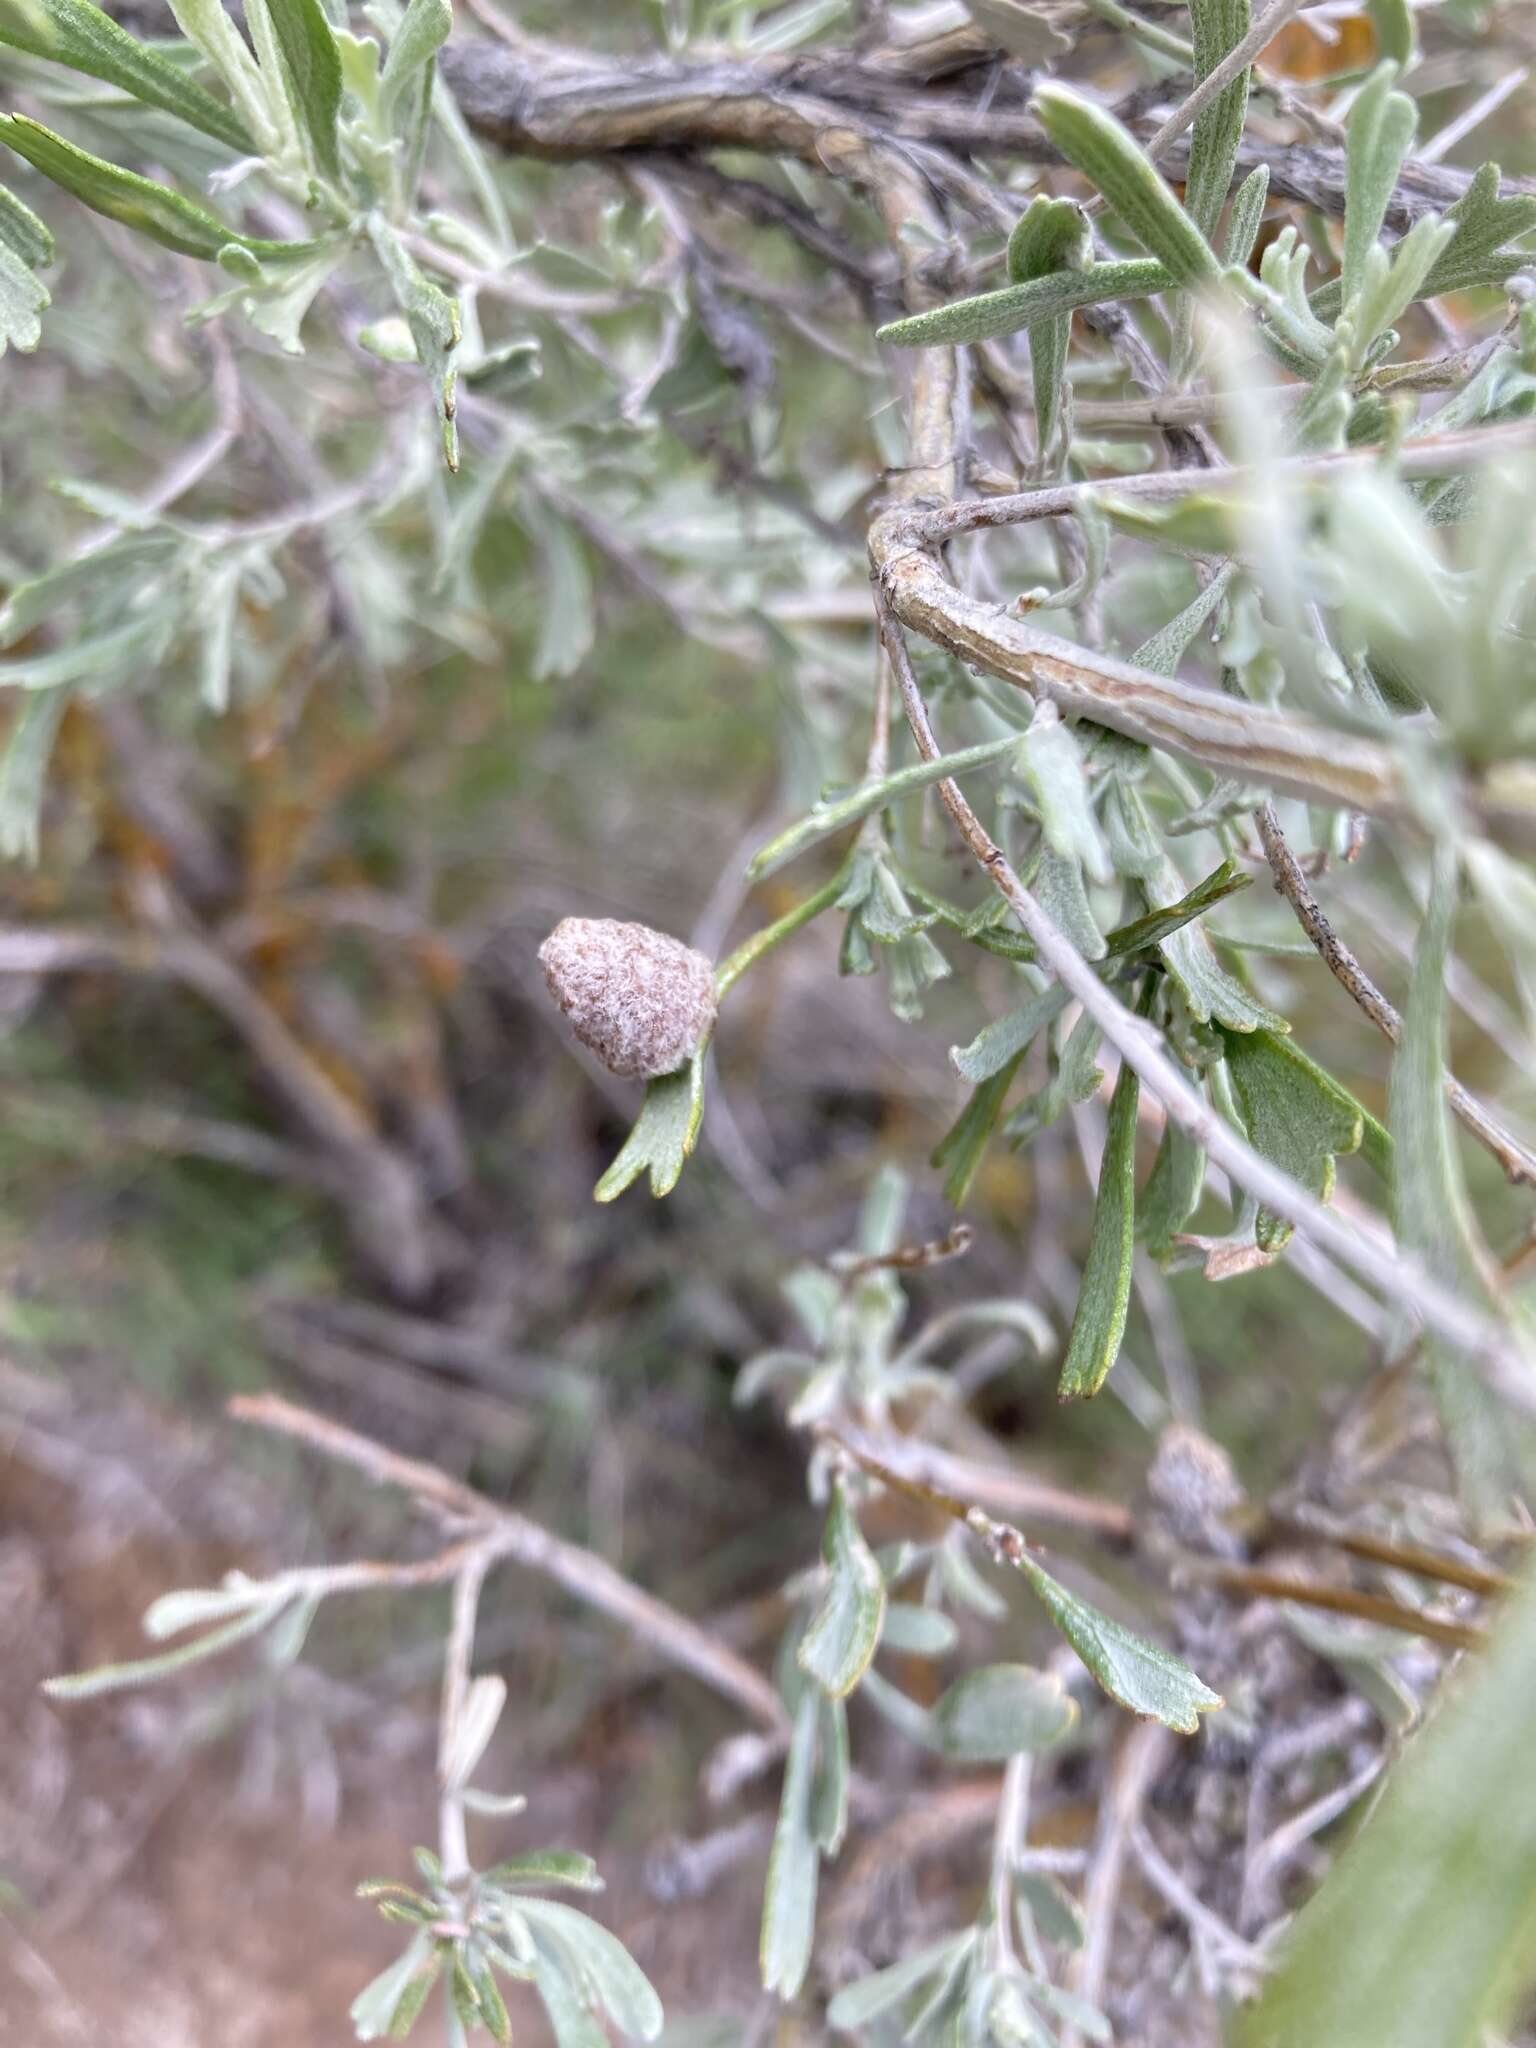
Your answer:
1220,1027 -> 1363,1252
1106,783 -> 1280,1032
1016,1555 -> 1222,1731
594,1050 -> 707,1202
1343,64 -> 1419,311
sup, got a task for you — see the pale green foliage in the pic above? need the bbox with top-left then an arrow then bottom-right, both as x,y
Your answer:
11,1 -> 1536,2041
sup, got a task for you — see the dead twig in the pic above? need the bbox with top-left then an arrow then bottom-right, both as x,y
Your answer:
1254,800 -> 1536,1187
228,1392 -> 790,1738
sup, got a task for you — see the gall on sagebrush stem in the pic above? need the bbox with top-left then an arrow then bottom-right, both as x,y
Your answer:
539,917 -> 718,1080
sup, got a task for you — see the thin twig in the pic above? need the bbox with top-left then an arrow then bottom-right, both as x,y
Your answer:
1255,801 -> 1536,1187
1067,1721 -> 1172,2048
1243,1750 -> 1383,1916
871,606 -> 1536,1411
438,1547 -> 493,1881
1130,1824 -> 1268,1975
229,1393 -> 790,1737
1179,1557 -> 1487,1651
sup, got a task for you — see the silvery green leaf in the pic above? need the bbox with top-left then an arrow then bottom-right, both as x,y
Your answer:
1057,1056 -> 1138,1401
461,1789 -> 528,1818
142,1574 -> 275,1638
1106,784 -> 1281,1032
166,0 -> 282,152
243,245 -> 339,353
1343,65 -> 1419,312
1032,84 -> 1221,289
530,510 -> 594,681
197,559 -> 240,709
1018,702 -> 1110,887
760,1693 -> 820,1999
1348,214 -> 1456,366
1239,225 -> 1334,368
515,1900 -> 663,2041
1007,194 -> 1091,460
1035,842 -> 1107,963
1015,1556 -> 1222,1731
486,1849 -> 603,1893
0,0 -> 254,150
734,1348 -> 818,1406
1008,192 -> 1092,286
0,616 -> 168,691
534,1952 -> 611,2048
1033,1982 -> 1111,2041
860,1163 -> 909,1253
810,1693 -> 849,1855
1222,164 -> 1269,268
386,1947 -> 445,2037
1309,164 -> 1536,320
1183,0 -> 1252,242
443,1672 -> 506,1790
1366,0 -> 1415,65
783,1263 -> 842,1346
1102,859 -> 1251,955
879,1602 -> 959,1657
1016,1870 -> 1085,1951
1390,845 -> 1527,1526
1465,839 -> 1536,1031
1220,1026 -> 1364,1253
1138,1104 -> 1206,1259
350,1931 -> 432,2043
257,0 -> 342,178
935,1531 -> 1009,1620
958,0 -> 1070,58
798,1479 -> 885,1699
933,1664 -> 1078,1760
827,1932 -> 975,2032
859,1665 -> 940,1745
952,983 -> 1069,1085
380,0 -> 450,122
42,1595 -> 290,1698
747,735 -> 1018,882
876,257 -> 1169,350
594,1049 -> 706,1203
0,192 -> 49,351
1005,1007 -> 1103,1147
367,214 -> 461,469
0,177 -> 50,268
1130,563 -> 1238,677
0,688 -> 64,860
261,1592 -> 317,1666
0,115 -> 316,262
933,1058 -> 1024,1210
